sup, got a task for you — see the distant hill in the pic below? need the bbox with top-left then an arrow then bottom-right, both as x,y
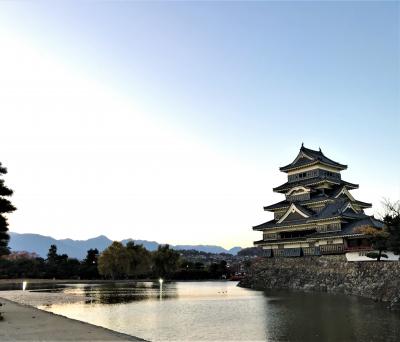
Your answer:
8,232 -> 242,259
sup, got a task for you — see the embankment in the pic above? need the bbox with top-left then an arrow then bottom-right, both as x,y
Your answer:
0,297 -> 145,341
239,255 -> 400,309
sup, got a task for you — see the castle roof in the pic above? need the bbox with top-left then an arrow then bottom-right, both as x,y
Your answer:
273,177 -> 358,193
254,216 -> 384,246
306,216 -> 384,239
279,145 -> 347,172
263,196 -> 370,212
253,198 -> 370,231
263,193 -> 330,211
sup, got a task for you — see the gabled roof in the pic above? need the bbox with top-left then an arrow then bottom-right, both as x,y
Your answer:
253,197 -> 368,231
306,216 -> 384,239
263,200 -> 290,211
307,197 -> 364,222
353,200 -> 372,209
279,145 -> 347,172
255,216 -> 384,240
332,186 -> 372,208
276,203 -> 313,223
263,193 -> 330,211
333,186 -> 355,201
253,219 -> 276,230
273,177 -> 358,193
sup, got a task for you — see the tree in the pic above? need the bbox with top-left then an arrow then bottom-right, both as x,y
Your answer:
152,244 -> 180,278
80,248 -> 100,279
98,241 -> 129,279
0,162 -> 16,256
84,248 -> 99,265
57,257 -> 80,279
382,200 -> 400,255
0,255 -> 47,278
126,241 -> 152,278
354,226 -> 389,261
47,244 -> 58,264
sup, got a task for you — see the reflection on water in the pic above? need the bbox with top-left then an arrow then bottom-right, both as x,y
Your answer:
34,281 -> 399,342
0,282 -> 68,291
80,282 -> 178,304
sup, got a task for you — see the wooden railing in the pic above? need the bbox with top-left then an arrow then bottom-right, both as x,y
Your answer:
319,244 -> 345,255
286,193 -> 310,202
255,244 -> 366,258
302,247 -> 321,256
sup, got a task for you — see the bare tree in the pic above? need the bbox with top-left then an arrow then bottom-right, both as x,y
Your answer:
382,199 -> 400,255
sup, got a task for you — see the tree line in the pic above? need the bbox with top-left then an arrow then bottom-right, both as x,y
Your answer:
0,241 -> 233,280
97,241 -> 182,279
0,246 -> 100,279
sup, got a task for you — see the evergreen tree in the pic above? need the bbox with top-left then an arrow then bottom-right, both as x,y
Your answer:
84,248 -> 99,266
80,248 -> 100,279
0,162 -> 16,256
47,244 -> 58,264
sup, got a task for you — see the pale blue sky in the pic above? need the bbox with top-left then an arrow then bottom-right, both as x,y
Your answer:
0,1 -> 399,247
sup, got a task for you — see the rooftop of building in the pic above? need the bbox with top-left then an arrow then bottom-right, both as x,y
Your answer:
254,216 -> 384,243
263,196 -> 371,211
254,197 -> 373,231
273,177 -> 358,193
279,144 -> 347,173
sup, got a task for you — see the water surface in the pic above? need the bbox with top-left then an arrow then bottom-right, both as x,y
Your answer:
33,281 -> 399,341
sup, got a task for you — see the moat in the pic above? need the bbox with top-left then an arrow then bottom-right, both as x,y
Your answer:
3,281 -> 399,341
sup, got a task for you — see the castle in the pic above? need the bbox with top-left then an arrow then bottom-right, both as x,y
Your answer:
253,144 -> 383,257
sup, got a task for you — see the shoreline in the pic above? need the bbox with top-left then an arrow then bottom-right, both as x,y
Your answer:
0,296 -> 147,341
0,278 -> 153,288
239,256 -> 400,310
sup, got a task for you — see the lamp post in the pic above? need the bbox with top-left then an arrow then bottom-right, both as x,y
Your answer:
159,278 -> 163,300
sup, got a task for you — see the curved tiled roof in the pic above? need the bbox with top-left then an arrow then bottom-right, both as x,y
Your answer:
253,197 -> 372,231
280,145 -> 347,172
278,203 -> 314,221
353,200 -> 372,208
263,193 -> 331,211
273,177 -> 358,193
306,216 -> 384,239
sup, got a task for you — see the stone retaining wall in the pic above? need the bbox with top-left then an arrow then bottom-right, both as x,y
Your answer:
238,256 -> 400,310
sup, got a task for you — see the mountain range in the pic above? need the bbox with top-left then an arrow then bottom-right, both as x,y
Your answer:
8,232 -> 242,260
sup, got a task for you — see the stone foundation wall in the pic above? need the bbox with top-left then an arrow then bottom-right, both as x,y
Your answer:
239,256 -> 400,310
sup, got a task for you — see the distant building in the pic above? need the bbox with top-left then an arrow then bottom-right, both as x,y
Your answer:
253,144 -> 384,257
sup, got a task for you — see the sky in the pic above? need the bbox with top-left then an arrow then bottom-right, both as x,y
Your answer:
0,1 -> 399,248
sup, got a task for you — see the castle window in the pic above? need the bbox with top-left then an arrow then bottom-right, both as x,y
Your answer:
298,172 -> 307,179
